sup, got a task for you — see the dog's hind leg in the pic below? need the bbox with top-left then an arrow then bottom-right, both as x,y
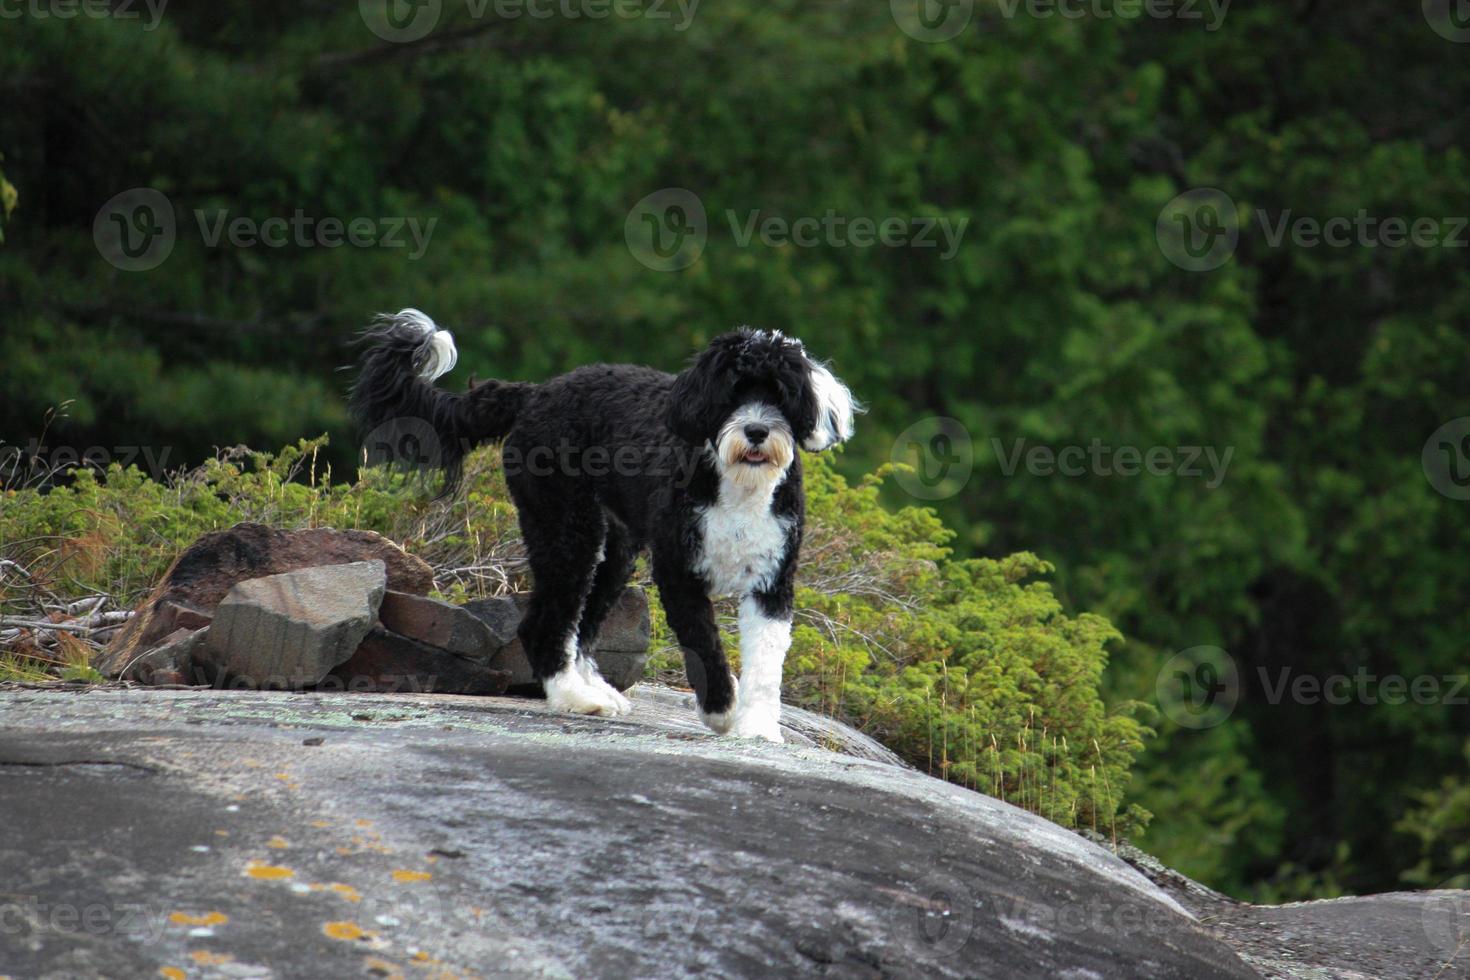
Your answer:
515,493 -> 629,718
652,556 -> 737,734
571,517 -> 640,711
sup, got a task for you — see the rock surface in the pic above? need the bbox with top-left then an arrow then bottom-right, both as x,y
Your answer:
200,561 -> 387,688
1112,839 -> 1470,980
468,587 -> 652,691
330,626 -> 512,695
0,684 -> 1259,980
99,523 -> 434,679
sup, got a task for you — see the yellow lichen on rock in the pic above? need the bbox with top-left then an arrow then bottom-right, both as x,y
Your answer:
391,870 -> 432,883
169,912 -> 229,927
243,861 -> 294,880
323,921 -> 374,941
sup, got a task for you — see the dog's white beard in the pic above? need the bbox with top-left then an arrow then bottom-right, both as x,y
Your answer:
714,404 -> 794,494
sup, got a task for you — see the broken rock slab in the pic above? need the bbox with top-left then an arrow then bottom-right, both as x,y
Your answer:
464,586 -> 651,692
377,590 -> 497,661
98,522 -> 434,679
200,560 -> 387,689
329,626 -> 512,695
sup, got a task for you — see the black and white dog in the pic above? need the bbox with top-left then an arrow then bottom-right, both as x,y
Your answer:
351,310 -> 857,741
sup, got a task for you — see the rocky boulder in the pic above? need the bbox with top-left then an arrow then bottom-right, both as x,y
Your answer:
99,523 -> 434,680
377,590 -> 497,661
466,586 -> 651,691
199,560 -> 387,689
330,627 -> 512,695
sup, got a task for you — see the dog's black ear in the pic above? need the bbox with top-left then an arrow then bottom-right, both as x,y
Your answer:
667,344 -> 733,445
775,352 -> 822,447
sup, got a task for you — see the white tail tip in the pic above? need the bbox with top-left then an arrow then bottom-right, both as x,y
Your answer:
389,308 -> 458,382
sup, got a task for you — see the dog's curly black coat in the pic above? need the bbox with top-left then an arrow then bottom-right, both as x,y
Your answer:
351,310 -> 855,738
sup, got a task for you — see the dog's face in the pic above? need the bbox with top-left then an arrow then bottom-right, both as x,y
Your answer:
668,329 -> 857,490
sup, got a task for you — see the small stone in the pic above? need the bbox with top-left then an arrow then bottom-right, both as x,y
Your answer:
201,561 -> 387,689
377,591 -> 496,662
131,628 -> 210,685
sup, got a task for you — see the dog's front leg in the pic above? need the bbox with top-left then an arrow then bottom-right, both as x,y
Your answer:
731,594 -> 792,742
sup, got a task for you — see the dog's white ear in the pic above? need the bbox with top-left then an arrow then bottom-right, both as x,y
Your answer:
802,360 -> 858,452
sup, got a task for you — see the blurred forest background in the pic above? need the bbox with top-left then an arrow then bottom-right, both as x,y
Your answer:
2,1 -> 1468,900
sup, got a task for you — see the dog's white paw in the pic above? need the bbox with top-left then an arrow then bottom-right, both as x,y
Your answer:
699,706 -> 736,735
729,708 -> 784,743
576,657 -> 633,717
544,667 -> 626,717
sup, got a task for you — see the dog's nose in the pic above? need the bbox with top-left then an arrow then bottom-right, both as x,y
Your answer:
744,424 -> 769,444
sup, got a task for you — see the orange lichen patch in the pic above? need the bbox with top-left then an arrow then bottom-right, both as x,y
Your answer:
407,950 -> 455,972
274,773 -> 300,790
169,912 -> 229,927
311,820 -> 331,829
214,830 -> 230,838
391,870 -> 432,883
307,881 -> 363,902
244,861 -> 295,880
158,969 -> 186,980
189,951 -> 233,966
265,836 -> 290,850
355,819 -> 374,828
323,921 -> 374,942
335,846 -> 353,856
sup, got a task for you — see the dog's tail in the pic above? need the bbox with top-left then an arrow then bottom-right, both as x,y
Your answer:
350,308 -> 528,495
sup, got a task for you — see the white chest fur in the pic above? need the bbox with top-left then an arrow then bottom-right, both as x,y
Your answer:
694,485 -> 792,598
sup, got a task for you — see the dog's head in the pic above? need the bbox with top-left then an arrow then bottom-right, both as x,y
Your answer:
668,328 -> 858,490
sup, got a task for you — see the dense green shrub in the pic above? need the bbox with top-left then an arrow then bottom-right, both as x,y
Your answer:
1397,741 -> 1470,891
0,442 -> 1146,837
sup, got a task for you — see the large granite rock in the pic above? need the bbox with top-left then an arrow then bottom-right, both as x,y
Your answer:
99,523 -> 434,679
0,684 -> 1262,980
466,586 -> 651,691
200,561 -> 387,689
